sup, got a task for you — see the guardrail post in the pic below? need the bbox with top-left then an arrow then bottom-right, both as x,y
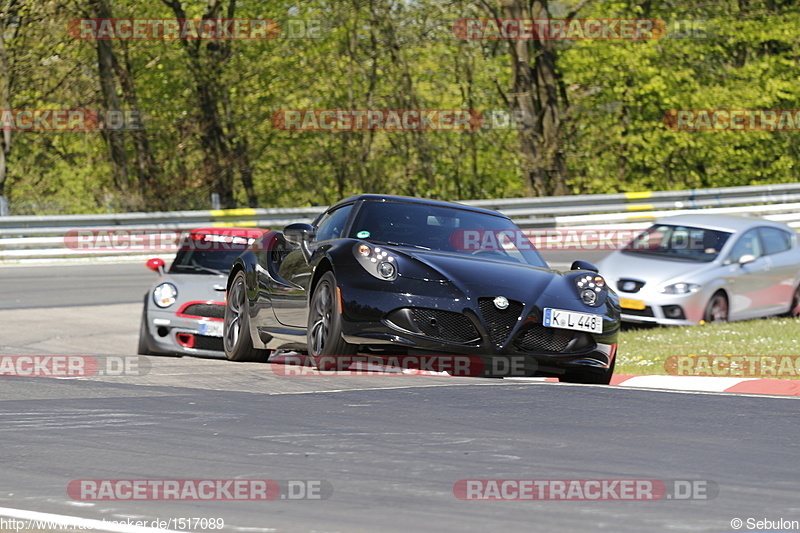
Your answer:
211,193 -> 221,210
0,196 -> 8,216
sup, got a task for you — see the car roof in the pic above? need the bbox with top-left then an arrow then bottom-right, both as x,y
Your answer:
332,194 -> 507,218
652,213 -> 790,233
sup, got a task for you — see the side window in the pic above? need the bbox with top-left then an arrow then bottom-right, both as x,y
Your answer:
314,205 -> 353,242
725,229 -> 763,264
758,227 -> 792,255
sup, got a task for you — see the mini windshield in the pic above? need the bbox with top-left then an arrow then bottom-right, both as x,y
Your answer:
348,201 -> 548,268
622,224 -> 732,262
169,233 -> 253,275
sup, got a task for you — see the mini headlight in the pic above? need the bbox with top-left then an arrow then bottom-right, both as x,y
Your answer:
153,282 -> 177,308
660,282 -> 701,294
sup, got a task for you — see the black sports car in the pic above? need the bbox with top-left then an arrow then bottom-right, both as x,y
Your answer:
223,195 -> 620,383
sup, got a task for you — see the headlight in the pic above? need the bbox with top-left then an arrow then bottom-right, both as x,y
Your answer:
153,282 -> 178,307
575,273 -> 605,306
377,261 -> 396,279
354,243 -> 398,281
659,282 -> 701,294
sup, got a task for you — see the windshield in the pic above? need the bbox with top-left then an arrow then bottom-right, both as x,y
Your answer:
169,234 -> 252,275
622,224 -> 732,262
348,201 -> 548,268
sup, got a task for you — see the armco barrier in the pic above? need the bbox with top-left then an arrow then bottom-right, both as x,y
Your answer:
1,183 -> 800,262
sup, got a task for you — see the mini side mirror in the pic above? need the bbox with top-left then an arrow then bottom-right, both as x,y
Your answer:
146,257 -> 165,274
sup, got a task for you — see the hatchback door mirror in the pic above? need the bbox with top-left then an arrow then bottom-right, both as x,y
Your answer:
738,254 -> 756,265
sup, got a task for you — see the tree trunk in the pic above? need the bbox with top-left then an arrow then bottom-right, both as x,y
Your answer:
90,0 -> 129,195
499,0 -> 568,196
113,44 -> 160,205
164,0 -> 251,209
0,8 -> 11,198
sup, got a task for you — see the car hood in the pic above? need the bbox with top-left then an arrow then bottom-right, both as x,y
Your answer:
151,273 -> 228,303
400,249 -> 557,298
596,251 -> 714,287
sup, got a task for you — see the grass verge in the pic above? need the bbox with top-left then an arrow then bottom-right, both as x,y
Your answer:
616,317 -> 800,378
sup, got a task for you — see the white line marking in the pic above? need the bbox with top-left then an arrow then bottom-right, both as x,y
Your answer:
616,375 -> 757,392
0,506 -> 184,533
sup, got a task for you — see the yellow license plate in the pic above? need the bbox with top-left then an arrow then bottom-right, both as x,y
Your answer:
620,298 -> 646,310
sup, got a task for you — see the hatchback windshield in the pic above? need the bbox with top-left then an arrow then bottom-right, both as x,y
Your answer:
347,201 -> 548,267
622,224 -> 732,262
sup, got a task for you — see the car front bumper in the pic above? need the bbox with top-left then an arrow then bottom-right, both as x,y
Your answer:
337,281 -> 619,377
617,290 -> 709,325
145,307 -> 226,358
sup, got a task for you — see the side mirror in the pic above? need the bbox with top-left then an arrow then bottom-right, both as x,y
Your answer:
738,254 -> 756,266
146,257 -> 165,274
283,223 -> 315,245
570,260 -> 598,273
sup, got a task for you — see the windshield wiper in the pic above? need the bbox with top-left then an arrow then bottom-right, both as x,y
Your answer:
371,240 -> 431,251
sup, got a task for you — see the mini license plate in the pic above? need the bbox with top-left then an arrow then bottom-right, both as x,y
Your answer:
199,321 -> 224,337
543,308 -> 603,334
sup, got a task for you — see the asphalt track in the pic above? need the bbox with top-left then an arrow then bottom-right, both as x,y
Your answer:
1,260 -> 798,533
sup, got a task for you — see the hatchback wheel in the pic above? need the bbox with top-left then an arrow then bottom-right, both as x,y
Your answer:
703,292 -> 728,323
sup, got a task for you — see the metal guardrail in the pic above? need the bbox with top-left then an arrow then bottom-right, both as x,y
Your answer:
2,183 -> 800,262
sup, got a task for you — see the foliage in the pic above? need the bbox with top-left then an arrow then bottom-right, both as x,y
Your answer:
1,0 -> 798,213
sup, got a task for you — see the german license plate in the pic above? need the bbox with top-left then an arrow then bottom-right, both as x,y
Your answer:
543,308 -> 603,334
619,298 -> 646,310
199,321 -> 224,337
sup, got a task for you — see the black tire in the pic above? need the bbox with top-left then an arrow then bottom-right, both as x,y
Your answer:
223,270 -> 271,362
788,285 -> 800,318
137,306 -> 153,355
561,357 -> 615,385
307,271 -> 357,370
703,291 -> 728,323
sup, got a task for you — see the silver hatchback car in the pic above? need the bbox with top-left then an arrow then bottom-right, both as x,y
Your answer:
596,214 -> 800,325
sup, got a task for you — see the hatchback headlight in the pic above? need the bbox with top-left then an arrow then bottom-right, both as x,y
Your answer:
354,243 -> 398,281
153,282 -> 178,307
659,282 -> 701,294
